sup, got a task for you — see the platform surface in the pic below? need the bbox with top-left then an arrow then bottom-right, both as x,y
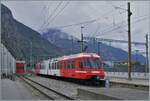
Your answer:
109,77 -> 149,86
1,79 -> 36,100
77,87 -> 149,100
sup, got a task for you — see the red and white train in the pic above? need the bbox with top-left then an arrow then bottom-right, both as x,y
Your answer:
35,53 -> 106,84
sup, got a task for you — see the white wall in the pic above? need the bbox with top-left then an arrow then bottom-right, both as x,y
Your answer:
1,43 -> 16,76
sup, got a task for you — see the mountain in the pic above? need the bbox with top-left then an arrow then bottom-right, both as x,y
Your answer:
42,28 -> 146,64
42,28 -> 80,54
1,4 -> 63,65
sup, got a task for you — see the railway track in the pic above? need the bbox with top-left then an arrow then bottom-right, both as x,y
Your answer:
21,76 -> 75,100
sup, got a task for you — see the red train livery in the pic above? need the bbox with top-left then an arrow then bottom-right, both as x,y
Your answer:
16,60 -> 26,75
35,53 -> 106,84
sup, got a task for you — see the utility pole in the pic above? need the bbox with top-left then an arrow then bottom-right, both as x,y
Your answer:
127,2 -> 132,80
78,26 -> 84,53
98,42 -> 100,55
135,50 -> 139,72
81,26 -> 84,52
145,34 -> 149,73
71,37 -> 73,53
30,41 -> 32,70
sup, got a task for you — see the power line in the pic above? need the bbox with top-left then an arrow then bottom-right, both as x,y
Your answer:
45,1 -> 70,28
39,1 -> 63,32
97,14 -> 148,36
52,9 -> 118,29
95,16 -> 149,37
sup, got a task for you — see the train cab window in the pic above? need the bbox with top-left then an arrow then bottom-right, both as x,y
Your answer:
84,59 -> 91,68
82,58 -> 102,68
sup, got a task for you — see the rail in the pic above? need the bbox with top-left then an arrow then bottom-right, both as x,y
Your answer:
21,76 -> 75,100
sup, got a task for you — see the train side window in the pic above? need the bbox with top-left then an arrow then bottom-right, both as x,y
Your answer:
65,62 -> 67,69
51,63 -> 52,69
49,63 -> 51,69
51,63 -> 53,69
72,61 -> 75,69
59,62 -> 63,69
54,62 -> 55,69
56,62 -> 58,69
63,62 -> 66,68
64,62 -> 67,69
67,61 -> 70,69
62,62 -> 64,69
52,63 -> 54,69
54,62 -> 56,69
80,59 -> 84,68
53,62 -> 55,69
57,62 -> 60,69
49,63 -> 50,69
41,64 -> 43,69
58,63 -> 60,69
70,61 -> 72,69
55,62 -> 57,69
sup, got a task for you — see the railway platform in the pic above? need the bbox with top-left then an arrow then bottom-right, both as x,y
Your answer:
1,78 -> 47,100
77,87 -> 149,100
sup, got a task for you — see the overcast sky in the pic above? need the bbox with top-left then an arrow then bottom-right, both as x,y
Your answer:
2,0 -> 150,53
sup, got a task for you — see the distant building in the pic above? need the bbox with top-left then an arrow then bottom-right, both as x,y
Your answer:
103,61 -> 114,68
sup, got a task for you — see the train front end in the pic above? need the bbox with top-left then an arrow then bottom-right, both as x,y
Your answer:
78,53 -> 106,85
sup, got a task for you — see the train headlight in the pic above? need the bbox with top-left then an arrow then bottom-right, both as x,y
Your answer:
96,76 -> 100,79
104,72 -> 107,76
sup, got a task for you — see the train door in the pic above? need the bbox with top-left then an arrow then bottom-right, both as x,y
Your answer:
51,61 -> 60,76
61,60 -> 67,77
35,63 -> 41,74
40,62 -> 45,75
44,60 -> 49,75
48,61 -> 52,75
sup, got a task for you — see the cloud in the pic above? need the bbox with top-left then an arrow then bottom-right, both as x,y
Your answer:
2,1 -> 150,52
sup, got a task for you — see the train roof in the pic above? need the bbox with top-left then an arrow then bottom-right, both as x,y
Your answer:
38,53 -> 100,63
16,60 -> 25,63
60,52 -> 100,60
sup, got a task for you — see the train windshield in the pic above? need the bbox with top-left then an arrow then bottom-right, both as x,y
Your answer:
82,58 -> 102,68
